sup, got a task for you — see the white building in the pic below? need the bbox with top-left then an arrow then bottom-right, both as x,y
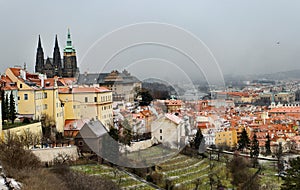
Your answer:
151,113 -> 191,149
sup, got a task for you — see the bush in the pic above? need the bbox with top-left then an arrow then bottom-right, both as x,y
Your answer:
0,132 -> 41,178
21,169 -> 68,190
0,131 -> 119,190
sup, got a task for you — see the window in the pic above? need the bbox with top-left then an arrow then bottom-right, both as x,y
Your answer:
44,92 -> 47,98
24,94 -> 28,100
160,129 -> 162,133
18,96 -> 20,100
20,84 -> 22,88
94,97 -> 97,102
85,97 -> 88,102
160,136 -> 162,140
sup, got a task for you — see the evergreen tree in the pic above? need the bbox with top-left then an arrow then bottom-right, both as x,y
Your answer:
265,134 -> 271,155
191,128 -> 203,150
238,128 -> 250,151
4,93 -> 9,121
250,133 -> 260,158
108,127 -> 119,141
1,90 -> 8,123
250,133 -> 260,167
9,91 -> 16,124
136,88 -> 153,106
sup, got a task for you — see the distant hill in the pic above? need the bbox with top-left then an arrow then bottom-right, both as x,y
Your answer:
225,69 -> 300,82
262,69 -> 300,80
142,78 -> 178,99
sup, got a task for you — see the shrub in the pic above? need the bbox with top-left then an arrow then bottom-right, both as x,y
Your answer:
0,132 -> 41,178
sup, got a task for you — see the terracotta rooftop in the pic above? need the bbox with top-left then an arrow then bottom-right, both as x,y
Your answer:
59,86 -> 111,93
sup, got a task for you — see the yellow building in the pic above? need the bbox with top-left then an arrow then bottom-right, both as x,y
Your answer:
4,67 -> 113,136
215,129 -> 238,148
59,86 -> 113,128
0,100 -> 2,138
5,67 -> 64,132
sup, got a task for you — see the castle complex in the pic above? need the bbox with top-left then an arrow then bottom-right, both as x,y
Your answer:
35,29 -> 79,78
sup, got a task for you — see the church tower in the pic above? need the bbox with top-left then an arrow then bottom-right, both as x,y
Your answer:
53,35 -> 62,77
35,35 -> 44,73
63,29 -> 78,77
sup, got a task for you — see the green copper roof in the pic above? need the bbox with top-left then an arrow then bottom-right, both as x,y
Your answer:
64,28 -> 76,53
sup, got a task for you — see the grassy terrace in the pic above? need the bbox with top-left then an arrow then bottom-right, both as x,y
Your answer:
72,164 -> 155,190
155,154 -> 233,190
124,145 -> 178,166
2,120 -> 40,130
73,147 -> 283,190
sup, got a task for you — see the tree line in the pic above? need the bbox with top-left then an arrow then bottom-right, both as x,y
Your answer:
1,90 -> 17,124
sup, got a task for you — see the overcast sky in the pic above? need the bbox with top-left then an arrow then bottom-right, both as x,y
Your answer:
1,0 -> 300,79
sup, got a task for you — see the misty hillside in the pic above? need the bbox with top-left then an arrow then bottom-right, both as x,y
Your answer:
225,69 -> 300,82
142,78 -> 178,99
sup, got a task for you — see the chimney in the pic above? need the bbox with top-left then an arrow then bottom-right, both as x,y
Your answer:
69,85 -> 72,93
39,74 -> 45,88
20,69 -> 26,80
54,77 -> 58,88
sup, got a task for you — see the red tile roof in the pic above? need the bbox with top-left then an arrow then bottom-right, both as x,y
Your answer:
64,119 -> 89,131
58,86 -> 111,93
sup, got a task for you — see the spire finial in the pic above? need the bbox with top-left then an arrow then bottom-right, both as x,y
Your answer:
67,28 -> 71,39
38,35 -> 42,49
64,28 -> 76,53
54,34 -> 59,48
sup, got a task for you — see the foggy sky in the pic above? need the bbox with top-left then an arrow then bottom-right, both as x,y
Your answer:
1,0 -> 300,78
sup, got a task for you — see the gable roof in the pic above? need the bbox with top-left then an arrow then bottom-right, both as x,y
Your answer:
165,113 -> 182,125
76,70 -> 140,85
79,119 -> 108,138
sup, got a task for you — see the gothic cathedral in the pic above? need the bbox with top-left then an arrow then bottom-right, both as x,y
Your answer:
35,29 -> 79,78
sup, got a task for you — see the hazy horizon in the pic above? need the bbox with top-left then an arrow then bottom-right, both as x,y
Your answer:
1,0 -> 300,79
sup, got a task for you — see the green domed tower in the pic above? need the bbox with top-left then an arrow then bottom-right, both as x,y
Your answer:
63,28 -> 79,77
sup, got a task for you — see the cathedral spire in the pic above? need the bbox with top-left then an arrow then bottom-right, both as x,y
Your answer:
37,35 -> 42,50
64,28 -> 75,53
54,34 -> 59,49
35,35 -> 44,73
53,34 -> 62,76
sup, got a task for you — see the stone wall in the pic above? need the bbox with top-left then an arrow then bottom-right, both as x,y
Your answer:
3,122 -> 42,136
31,146 -> 79,163
120,139 -> 153,153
